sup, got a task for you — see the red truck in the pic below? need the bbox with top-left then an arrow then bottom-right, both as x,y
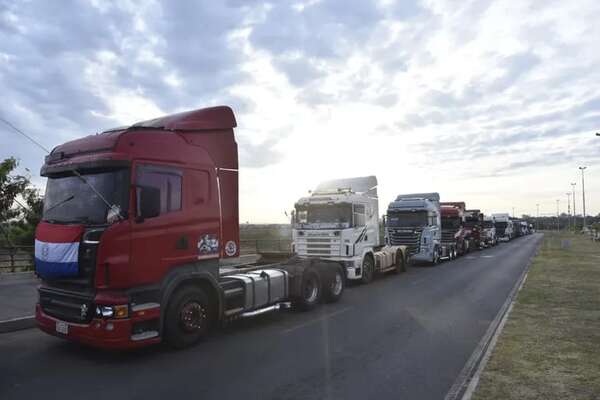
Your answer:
440,202 -> 469,256
463,209 -> 484,250
34,106 -> 345,349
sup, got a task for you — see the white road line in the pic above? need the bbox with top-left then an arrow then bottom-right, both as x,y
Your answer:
281,307 -> 352,335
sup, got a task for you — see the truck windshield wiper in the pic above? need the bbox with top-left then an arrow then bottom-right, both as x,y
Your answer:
45,194 -> 75,214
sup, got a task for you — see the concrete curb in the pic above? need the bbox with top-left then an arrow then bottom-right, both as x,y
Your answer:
0,271 -> 36,282
444,233 -> 543,400
0,315 -> 36,333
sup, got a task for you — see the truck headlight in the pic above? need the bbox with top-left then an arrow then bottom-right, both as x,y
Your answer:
95,305 -> 129,319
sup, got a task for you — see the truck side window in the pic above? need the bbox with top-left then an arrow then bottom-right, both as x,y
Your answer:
353,204 -> 366,227
428,214 -> 437,226
137,165 -> 183,215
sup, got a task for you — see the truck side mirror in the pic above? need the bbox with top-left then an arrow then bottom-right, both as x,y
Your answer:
137,186 -> 161,221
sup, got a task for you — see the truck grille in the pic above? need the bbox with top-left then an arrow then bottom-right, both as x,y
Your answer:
295,235 -> 342,257
388,229 -> 421,254
441,229 -> 456,243
39,288 -> 95,324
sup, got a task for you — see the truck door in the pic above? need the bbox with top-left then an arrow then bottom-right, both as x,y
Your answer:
130,162 -> 219,286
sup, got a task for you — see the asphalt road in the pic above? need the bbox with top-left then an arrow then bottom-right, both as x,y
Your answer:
0,233 -> 543,400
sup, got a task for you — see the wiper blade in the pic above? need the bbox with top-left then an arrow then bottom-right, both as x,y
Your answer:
45,194 -> 75,213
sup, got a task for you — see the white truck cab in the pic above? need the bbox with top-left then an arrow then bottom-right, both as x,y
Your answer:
292,176 -> 406,284
493,213 -> 514,241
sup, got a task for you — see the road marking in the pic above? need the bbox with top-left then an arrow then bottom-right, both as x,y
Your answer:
281,306 -> 352,334
480,255 -> 495,258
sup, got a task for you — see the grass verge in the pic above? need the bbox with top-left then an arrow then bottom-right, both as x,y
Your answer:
473,232 -> 600,400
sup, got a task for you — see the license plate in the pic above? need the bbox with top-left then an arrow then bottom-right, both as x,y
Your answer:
55,321 -> 69,335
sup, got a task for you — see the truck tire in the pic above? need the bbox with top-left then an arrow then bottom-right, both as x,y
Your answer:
322,266 -> 345,303
164,286 -> 212,349
394,250 -> 406,273
450,246 -> 457,260
360,254 -> 374,284
292,268 -> 322,311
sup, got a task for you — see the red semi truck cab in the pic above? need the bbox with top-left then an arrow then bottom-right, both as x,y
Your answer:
35,106 -> 241,348
440,202 -> 469,255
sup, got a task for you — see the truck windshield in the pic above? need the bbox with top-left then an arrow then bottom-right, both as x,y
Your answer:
295,204 -> 352,229
442,218 -> 460,229
387,211 -> 427,227
42,169 -> 130,224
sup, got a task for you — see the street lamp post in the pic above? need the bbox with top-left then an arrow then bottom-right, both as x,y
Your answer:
579,166 -> 587,229
566,192 -> 572,230
536,203 -> 540,231
556,199 -> 560,231
571,182 -> 577,228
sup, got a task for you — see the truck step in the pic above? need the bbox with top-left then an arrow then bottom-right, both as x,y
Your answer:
379,266 -> 396,273
224,287 -> 244,298
131,330 -> 159,341
224,307 -> 244,317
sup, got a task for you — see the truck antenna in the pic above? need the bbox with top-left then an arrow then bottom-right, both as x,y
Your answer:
1,116 -> 123,221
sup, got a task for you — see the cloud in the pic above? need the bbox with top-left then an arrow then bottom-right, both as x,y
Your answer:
1,0 -> 600,221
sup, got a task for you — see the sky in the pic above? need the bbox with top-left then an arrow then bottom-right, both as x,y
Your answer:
1,0 -> 599,223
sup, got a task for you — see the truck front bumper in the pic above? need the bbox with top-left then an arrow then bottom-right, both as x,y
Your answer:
36,304 -> 161,350
409,252 -> 433,263
341,258 -> 363,280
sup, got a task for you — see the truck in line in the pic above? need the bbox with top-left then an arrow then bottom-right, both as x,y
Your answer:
463,209 -> 484,249
493,213 -> 514,241
292,176 -> 409,284
481,215 -> 498,247
440,201 -> 469,256
385,193 -> 456,264
34,106 -> 348,349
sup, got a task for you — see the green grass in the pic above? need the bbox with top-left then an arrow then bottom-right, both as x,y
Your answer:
473,233 -> 600,400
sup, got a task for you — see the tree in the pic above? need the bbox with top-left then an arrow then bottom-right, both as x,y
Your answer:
0,157 -> 43,246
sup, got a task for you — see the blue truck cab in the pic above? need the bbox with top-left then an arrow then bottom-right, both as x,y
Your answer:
385,193 -> 442,264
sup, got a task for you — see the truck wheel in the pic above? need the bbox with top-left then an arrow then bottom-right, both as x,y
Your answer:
360,255 -> 374,284
450,247 -> 456,260
323,266 -> 345,303
164,286 -> 212,349
394,250 -> 406,273
292,268 -> 322,311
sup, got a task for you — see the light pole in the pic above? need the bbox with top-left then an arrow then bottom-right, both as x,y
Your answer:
556,199 -> 560,231
536,203 -> 540,231
566,192 -> 571,230
571,182 -> 577,228
512,207 -> 515,218
579,166 -> 587,229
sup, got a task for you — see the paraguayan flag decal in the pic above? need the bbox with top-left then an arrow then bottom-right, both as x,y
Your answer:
35,222 -> 84,279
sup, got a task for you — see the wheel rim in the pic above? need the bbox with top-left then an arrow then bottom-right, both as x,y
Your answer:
304,277 -> 319,303
363,259 -> 373,280
330,272 -> 343,296
180,301 -> 206,333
